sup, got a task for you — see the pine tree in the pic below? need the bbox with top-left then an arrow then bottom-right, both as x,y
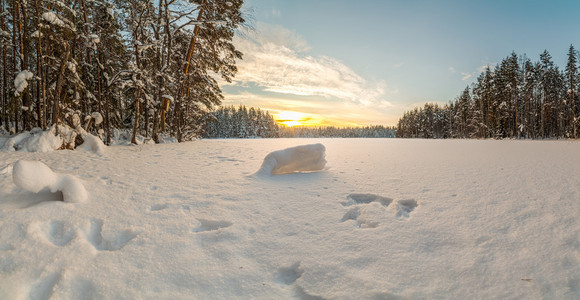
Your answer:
565,44 -> 578,138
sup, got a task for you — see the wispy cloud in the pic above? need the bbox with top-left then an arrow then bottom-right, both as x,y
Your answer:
448,67 -> 455,73
477,63 -> 497,73
461,72 -> 472,81
228,23 -> 390,108
393,62 -> 405,69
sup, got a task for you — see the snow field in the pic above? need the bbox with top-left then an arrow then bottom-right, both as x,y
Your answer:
0,139 -> 580,299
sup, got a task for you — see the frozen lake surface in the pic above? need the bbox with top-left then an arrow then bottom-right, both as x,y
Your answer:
1,138 -> 580,299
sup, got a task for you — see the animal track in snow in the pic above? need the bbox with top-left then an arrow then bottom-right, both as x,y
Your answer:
44,220 -> 76,246
342,193 -> 392,207
340,193 -> 418,226
276,262 -> 304,285
339,207 -> 379,229
28,272 -> 61,300
193,218 -> 233,233
339,193 -> 391,228
339,207 -> 361,223
150,203 -> 168,211
396,199 -> 418,220
82,219 -> 137,251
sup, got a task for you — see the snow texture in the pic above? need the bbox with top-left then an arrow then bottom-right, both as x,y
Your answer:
14,70 -> 34,97
257,143 -> 326,175
12,160 -> 87,203
1,139 -> 580,299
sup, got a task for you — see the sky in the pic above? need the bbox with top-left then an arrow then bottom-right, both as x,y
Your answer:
220,0 -> 580,127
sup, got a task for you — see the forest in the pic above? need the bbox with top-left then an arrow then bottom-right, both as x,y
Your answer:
397,48 -> 580,139
201,105 -> 396,139
0,0 -> 245,146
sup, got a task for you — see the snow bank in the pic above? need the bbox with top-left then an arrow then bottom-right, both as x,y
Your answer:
0,125 -> 106,154
12,160 -> 87,203
21,128 -> 62,152
14,70 -> 34,97
257,143 -> 326,175
0,127 -> 61,152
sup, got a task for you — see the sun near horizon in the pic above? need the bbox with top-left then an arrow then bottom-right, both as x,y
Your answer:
273,111 -> 319,127
272,110 -> 378,128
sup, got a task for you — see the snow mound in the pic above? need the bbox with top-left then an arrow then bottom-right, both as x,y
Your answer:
257,143 -> 326,175
12,160 -> 88,203
77,132 -> 106,155
0,127 -> 61,152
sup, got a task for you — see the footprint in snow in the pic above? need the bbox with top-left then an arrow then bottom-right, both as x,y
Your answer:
339,193 -> 392,229
276,262 -> 304,285
150,203 -> 168,211
28,272 -> 62,300
342,193 -> 392,207
340,193 -> 418,226
44,220 -> 76,246
339,207 -> 380,229
28,220 -> 75,247
395,199 -> 418,220
193,218 -> 233,233
82,219 -> 138,251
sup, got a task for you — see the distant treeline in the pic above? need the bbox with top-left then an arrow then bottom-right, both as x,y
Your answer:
202,106 -> 280,138
202,105 -> 396,138
397,47 -> 580,139
279,125 -> 395,138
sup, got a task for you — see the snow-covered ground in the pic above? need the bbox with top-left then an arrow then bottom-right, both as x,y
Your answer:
1,138 -> 580,299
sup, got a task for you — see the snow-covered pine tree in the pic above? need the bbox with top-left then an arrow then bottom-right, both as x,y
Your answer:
565,44 -> 578,138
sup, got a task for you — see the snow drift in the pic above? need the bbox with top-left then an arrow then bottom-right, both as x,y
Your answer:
257,143 -> 326,175
0,127 -> 61,152
12,160 -> 88,203
0,125 -> 106,154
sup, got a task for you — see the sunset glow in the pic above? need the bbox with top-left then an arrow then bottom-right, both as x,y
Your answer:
273,110 -> 323,127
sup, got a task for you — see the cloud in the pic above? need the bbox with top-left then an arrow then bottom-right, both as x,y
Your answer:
228,23 -> 390,107
393,62 -> 405,68
448,67 -> 455,73
461,72 -> 472,81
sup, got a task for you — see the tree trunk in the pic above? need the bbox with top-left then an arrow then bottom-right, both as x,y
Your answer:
53,43 -> 71,126
131,87 -> 140,144
174,0 -> 205,142
0,0 -> 7,131
35,0 -> 44,128
12,0 -> 19,132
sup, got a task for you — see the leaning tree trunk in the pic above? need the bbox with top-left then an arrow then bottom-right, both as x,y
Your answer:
174,0 -> 205,142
